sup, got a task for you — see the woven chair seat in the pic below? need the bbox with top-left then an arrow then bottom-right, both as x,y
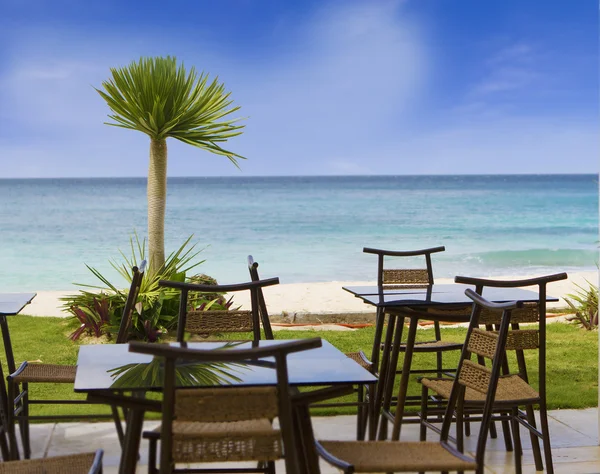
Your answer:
13,363 -> 77,383
150,419 -> 281,463
318,440 -> 476,472
345,351 -> 373,370
421,374 -> 540,403
0,452 -> 97,474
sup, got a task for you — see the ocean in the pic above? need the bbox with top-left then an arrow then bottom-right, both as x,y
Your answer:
0,175 -> 597,292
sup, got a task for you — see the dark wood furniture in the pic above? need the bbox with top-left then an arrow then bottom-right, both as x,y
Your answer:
160,277 -> 279,344
0,293 -> 36,460
6,262 -> 145,459
143,276 -> 280,473
75,338 -> 377,474
344,282 -> 559,442
247,255 -> 374,440
310,289 -> 522,474
131,338 -> 324,474
420,273 -> 568,474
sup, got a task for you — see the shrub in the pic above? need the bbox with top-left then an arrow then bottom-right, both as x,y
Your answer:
564,280 -> 598,330
61,233 -> 221,341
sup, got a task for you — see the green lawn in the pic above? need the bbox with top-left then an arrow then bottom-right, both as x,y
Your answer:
5,315 -> 599,418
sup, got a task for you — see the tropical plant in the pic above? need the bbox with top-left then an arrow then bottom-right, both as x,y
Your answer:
564,280 -> 598,330
96,56 -> 245,274
61,233 -> 210,341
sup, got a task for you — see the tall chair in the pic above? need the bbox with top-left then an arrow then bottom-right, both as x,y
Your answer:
247,255 -> 374,441
143,277 -> 280,473
306,290 -> 521,473
419,272 -> 568,473
361,246 -> 464,440
6,262 -> 145,459
131,337 -> 322,474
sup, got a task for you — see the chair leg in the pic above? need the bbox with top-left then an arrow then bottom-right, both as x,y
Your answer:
6,380 -> 19,460
147,437 -> 158,474
525,405 -> 544,471
510,407 -> 522,474
419,384 -> 428,442
356,384 -> 365,440
20,383 -> 30,459
111,405 -> 125,448
539,401 -> 554,474
500,410 -> 514,452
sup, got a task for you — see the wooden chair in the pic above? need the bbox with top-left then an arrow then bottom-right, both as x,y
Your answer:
6,262 -> 145,459
159,277 -> 280,343
143,277 -> 280,473
309,290 -> 521,473
361,246 -> 464,440
0,450 -> 103,473
419,272 -> 568,474
131,337 -> 322,474
246,255 -> 374,441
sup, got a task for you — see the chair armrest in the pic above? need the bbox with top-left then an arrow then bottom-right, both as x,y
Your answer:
315,440 -> 353,471
7,361 -> 29,381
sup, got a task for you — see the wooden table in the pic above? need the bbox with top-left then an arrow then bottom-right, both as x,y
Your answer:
74,339 -> 377,474
343,284 -> 557,440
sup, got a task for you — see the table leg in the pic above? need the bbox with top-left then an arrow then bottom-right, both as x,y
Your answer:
118,392 -> 145,474
391,316 -> 418,440
373,313 -> 396,440
378,314 -> 405,440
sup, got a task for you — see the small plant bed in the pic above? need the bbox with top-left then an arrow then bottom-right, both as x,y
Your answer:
6,315 -> 598,420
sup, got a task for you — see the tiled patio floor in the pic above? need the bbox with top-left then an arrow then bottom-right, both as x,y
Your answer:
23,408 -> 600,473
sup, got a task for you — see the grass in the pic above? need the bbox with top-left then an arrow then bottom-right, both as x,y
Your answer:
5,315 -> 599,419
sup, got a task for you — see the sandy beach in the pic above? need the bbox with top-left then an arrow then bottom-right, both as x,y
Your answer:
21,270 -> 597,320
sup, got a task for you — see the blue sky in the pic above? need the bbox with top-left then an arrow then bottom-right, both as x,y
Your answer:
0,0 -> 597,177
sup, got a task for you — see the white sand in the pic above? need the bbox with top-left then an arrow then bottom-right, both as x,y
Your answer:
21,271 -> 598,319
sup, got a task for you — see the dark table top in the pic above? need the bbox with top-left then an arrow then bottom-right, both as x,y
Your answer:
74,339 -> 377,392
343,284 -> 557,307
0,293 -> 36,316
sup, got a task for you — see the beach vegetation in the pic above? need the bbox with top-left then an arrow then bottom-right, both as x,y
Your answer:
564,280 -> 598,330
96,56 -> 245,274
61,233 -> 226,341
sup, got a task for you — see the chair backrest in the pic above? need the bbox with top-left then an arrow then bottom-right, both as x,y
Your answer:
437,289 -> 522,468
455,273 -> 568,393
247,255 -> 275,339
115,260 -> 146,344
129,337 -> 322,474
363,246 -> 445,287
159,277 -> 280,343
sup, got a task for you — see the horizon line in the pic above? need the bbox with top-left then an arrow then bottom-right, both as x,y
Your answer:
1,172 -> 598,180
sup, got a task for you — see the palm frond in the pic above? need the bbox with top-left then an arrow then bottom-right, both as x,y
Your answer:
96,56 -> 245,160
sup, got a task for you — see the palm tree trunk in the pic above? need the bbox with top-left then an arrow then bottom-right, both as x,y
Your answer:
148,138 -> 168,274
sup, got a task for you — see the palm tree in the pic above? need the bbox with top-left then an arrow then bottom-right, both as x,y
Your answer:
96,56 -> 244,274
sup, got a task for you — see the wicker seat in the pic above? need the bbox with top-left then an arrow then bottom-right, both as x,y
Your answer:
0,451 -> 103,474
311,289 -> 522,474
132,337 -> 322,474
6,262 -> 145,460
419,273 -> 568,474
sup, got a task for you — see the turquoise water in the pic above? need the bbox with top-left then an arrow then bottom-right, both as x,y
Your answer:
0,175 -> 597,291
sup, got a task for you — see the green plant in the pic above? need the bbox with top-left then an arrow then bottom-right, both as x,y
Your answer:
61,232 -> 211,341
564,280 -> 598,330
96,56 -> 245,273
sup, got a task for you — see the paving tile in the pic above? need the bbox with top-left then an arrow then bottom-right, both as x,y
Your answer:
550,408 -> 599,440
17,410 -> 600,473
